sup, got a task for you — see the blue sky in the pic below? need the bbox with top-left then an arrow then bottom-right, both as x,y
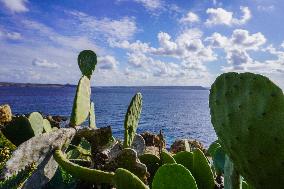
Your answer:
0,0 -> 284,88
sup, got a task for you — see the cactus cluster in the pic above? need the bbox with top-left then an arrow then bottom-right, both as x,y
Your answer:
1,49 -> 282,189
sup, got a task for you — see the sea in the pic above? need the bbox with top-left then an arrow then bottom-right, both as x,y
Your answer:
0,86 -> 217,147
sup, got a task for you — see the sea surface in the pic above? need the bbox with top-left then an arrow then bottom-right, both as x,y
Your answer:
0,86 -> 217,147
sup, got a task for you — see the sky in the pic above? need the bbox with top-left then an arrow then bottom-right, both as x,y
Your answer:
0,0 -> 284,88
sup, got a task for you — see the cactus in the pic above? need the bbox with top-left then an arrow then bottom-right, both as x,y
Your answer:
139,153 -> 160,184
207,140 -> 221,157
152,164 -> 197,189
212,145 -> 225,175
43,119 -> 52,133
89,101 -> 96,128
53,148 -> 115,184
224,155 -> 241,189
70,76 -> 91,127
173,151 -> 193,171
115,168 -> 149,189
160,150 -> 176,164
209,72 -> 284,188
2,114 -> 43,146
78,50 -> 97,78
28,112 -> 44,135
123,92 -> 143,148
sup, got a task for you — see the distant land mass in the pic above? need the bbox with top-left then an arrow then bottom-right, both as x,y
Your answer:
0,82 -> 208,90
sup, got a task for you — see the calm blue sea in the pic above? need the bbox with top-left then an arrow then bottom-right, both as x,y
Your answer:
0,86 -> 217,147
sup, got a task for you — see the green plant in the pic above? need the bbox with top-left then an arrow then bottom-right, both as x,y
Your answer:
210,72 -> 284,188
2,113 -> 44,146
115,168 -> 149,189
152,163 -> 197,189
123,92 -> 143,148
78,50 -> 97,79
89,101 -> 96,128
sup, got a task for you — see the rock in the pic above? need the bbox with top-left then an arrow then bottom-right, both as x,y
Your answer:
141,131 -> 165,148
104,148 -> 148,183
2,128 -> 76,189
170,139 -> 190,154
0,104 -> 12,125
170,139 -> 206,154
131,134 -> 146,156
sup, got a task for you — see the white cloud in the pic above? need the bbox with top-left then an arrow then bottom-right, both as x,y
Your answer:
0,29 -> 22,40
179,12 -> 200,24
32,58 -> 59,68
98,55 -> 119,70
134,0 -> 163,11
0,0 -> 28,13
69,11 -> 137,40
257,5 -> 275,12
205,6 -> 251,26
206,29 -> 266,51
108,39 -> 153,53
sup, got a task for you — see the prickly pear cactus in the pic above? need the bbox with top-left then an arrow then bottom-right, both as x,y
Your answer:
123,92 -> 142,148
54,148 -> 115,184
43,119 -> 52,133
78,50 -> 97,78
2,116 -> 35,146
115,168 -> 149,189
173,151 -> 193,171
28,112 -> 44,136
224,155 -> 241,189
152,164 -> 197,189
160,150 -> 176,164
89,101 -> 96,128
212,145 -> 225,174
210,72 -> 284,188
70,76 -> 91,127
139,153 -> 160,184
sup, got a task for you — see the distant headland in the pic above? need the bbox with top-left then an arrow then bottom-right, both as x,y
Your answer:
0,82 -> 208,90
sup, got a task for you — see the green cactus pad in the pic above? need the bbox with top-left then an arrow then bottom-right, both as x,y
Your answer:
115,168 -> 149,189
70,76 -> 91,127
212,145 -> 225,174
209,72 -> 284,188
173,151 -> 193,171
78,50 -> 97,78
161,150 -> 176,164
207,140 -> 221,157
224,155 -> 241,189
152,164 -> 197,189
139,153 -> 160,184
28,112 -> 44,136
53,149 -> 115,184
192,149 -> 215,189
89,101 -> 96,128
123,92 -> 143,148
2,116 -> 35,146
43,119 -> 52,133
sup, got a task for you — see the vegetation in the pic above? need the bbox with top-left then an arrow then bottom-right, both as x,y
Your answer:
0,50 -> 282,188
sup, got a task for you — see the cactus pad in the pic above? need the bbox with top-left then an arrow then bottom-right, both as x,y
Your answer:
173,151 -> 193,171
152,164 -> 197,189
123,93 -> 143,148
2,116 -> 35,146
54,148 -> 115,184
28,112 -> 44,136
43,119 -> 52,133
160,150 -> 176,164
70,76 -> 91,126
78,50 -> 97,78
115,168 -> 149,189
209,72 -> 284,188
89,101 -> 96,128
